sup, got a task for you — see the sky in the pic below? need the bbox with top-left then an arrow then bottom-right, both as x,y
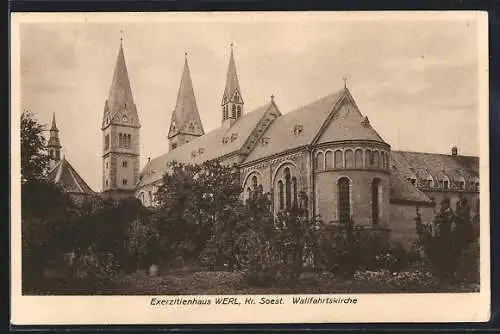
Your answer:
18,14 -> 482,192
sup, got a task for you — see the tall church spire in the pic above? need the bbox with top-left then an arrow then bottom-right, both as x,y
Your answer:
167,53 -> 205,151
48,113 -> 61,169
101,36 -> 141,198
221,43 -> 244,126
102,39 -> 140,130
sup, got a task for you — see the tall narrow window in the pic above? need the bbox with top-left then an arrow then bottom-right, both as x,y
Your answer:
122,178 -> 128,186
252,175 -> 258,189
231,105 -> 236,118
122,161 -> 128,168
380,152 -> 385,169
292,177 -> 298,207
345,149 -> 354,168
355,149 -> 363,168
338,177 -> 350,223
325,151 -> 333,169
334,150 -> 343,168
316,152 -> 325,171
284,168 -> 291,209
118,133 -> 122,148
365,150 -> 372,168
237,105 -> 242,118
105,135 -> 110,150
372,178 -> 381,226
373,151 -> 380,169
278,180 -> 284,210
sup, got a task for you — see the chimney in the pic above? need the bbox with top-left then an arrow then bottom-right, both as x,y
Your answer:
451,146 -> 458,156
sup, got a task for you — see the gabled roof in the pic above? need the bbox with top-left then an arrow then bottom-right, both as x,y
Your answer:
46,158 -> 95,195
389,164 -> 433,205
168,56 -> 205,138
138,102 -> 275,188
391,150 -> 479,183
244,88 -> 386,164
315,89 -> 386,144
102,42 -> 140,129
221,45 -> 243,105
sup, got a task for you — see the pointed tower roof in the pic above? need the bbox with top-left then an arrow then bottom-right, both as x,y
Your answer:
50,113 -> 58,131
222,43 -> 243,105
46,157 -> 95,195
168,53 -> 205,138
103,39 -> 140,129
48,113 -> 61,148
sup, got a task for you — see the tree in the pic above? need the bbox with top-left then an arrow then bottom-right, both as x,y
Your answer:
21,110 -> 50,184
154,160 -> 243,267
416,197 -> 479,284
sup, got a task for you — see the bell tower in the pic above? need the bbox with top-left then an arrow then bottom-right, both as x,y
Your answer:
167,53 -> 205,151
101,36 -> 141,197
221,43 -> 244,128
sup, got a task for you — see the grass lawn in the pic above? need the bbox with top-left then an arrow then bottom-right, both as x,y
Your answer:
25,268 -> 479,295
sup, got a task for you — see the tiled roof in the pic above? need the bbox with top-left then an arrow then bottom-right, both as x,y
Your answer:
137,102 -> 273,188
389,165 -> 433,205
391,150 -> 479,184
244,88 -> 386,163
46,158 -> 95,195
168,57 -> 205,138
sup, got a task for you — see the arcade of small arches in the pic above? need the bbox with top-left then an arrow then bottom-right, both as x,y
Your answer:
314,147 -> 390,171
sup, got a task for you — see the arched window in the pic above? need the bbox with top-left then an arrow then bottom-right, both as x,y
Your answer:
355,149 -> 363,168
278,180 -> 284,210
284,168 -> 291,209
373,151 -> 380,169
338,177 -> 350,223
372,178 -> 381,226
237,105 -> 242,118
231,105 -> 236,118
345,149 -> 354,168
252,175 -> 258,189
325,151 -> 333,169
316,152 -> 325,171
292,177 -> 298,207
365,150 -> 372,168
334,150 -> 343,168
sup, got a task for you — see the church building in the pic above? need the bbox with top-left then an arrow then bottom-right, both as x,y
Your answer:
96,39 -> 480,248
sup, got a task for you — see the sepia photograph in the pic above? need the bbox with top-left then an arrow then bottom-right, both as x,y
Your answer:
11,11 -> 489,324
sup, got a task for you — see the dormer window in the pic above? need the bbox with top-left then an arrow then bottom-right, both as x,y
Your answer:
293,124 -> 303,136
443,176 -> 450,190
361,116 -> 370,128
231,133 -> 238,142
427,175 -> 434,188
261,137 -> 270,146
198,148 -> 205,154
